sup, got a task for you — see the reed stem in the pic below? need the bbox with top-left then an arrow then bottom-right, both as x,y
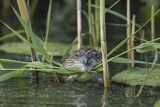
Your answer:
77,0 -> 82,49
44,0 -> 52,49
131,15 -> 135,67
151,5 -> 155,41
100,0 -> 110,88
16,0 -> 38,79
94,0 -> 100,47
91,13 -> 97,46
88,0 -> 92,34
107,8 -> 160,57
126,0 -> 131,68
140,30 -> 145,60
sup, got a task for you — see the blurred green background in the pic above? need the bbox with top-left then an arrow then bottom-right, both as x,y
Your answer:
0,0 -> 160,55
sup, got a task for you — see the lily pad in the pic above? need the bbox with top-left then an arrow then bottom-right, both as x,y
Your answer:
112,67 -> 160,87
0,42 -> 77,56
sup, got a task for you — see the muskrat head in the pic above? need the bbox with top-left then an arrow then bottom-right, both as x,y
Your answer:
63,48 -> 101,71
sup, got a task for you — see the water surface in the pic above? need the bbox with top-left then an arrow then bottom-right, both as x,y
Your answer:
0,78 -> 159,107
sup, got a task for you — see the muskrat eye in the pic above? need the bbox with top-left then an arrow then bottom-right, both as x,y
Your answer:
93,51 -> 99,56
95,53 -> 101,59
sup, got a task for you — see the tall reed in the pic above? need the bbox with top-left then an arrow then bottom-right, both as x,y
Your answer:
77,0 -> 82,49
94,0 -> 100,47
140,30 -> 145,60
44,0 -> 52,49
107,8 -> 160,58
131,15 -> 135,67
151,5 -> 155,41
88,0 -> 97,47
126,0 -> 131,68
16,0 -> 38,78
88,0 -> 92,34
100,0 -> 110,88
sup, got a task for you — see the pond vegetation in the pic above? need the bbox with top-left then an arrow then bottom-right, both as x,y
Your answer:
0,0 -> 160,106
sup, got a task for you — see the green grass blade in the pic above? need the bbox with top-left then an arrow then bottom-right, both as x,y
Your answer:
108,9 -> 126,22
0,58 -> 29,64
108,8 -> 160,57
31,32 -> 49,58
44,0 -> 52,49
88,0 -> 92,34
107,9 -> 140,27
0,70 -> 19,82
94,56 -> 160,71
0,21 -> 36,50
111,57 -> 160,67
94,0 -> 100,44
0,58 -> 29,69
91,4 -> 141,28
0,63 -> 4,70
0,30 -> 24,41
136,50 -> 158,96
25,61 -> 54,69
136,42 -> 160,53
11,6 -> 50,59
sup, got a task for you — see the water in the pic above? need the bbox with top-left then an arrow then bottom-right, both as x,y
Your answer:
0,78 -> 159,107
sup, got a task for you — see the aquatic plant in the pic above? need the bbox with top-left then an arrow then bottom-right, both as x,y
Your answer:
0,1 -> 160,92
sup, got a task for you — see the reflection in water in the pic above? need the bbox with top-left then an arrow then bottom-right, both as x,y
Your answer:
100,89 -> 110,107
73,95 -> 87,107
124,86 -> 135,107
0,78 -> 159,107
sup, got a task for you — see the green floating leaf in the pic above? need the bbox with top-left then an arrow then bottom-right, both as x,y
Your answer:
112,67 -> 160,87
136,42 -> 160,53
0,42 -> 77,56
0,42 -> 30,55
